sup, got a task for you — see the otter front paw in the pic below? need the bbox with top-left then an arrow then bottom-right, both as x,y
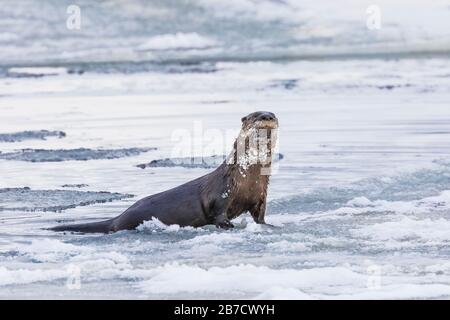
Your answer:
215,219 -> 234,230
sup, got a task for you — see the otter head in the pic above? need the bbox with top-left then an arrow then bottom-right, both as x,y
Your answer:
240,111 -> 279,149
228,111 -> 278,172
241,111 -> 278,131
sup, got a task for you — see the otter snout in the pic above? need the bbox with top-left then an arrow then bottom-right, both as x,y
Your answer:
256,112 -> 276,121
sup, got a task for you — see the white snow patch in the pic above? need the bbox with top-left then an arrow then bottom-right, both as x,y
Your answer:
138,33 -> 219,51
352,217 -> 450,242
2,239 -> 93,263
137,263 -> 366,295
328,283 -> 450,300
267,240 -> 309,252
0,267 -> 68,286
244,221 -> 265,233
137,218 -> 193,233
255,286 -> 314,299
346,196 -> 374,207
8,67 -> 67,76
182,232 -> 243,246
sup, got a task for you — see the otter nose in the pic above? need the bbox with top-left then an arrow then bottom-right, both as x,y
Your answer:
259,113 -> 275,121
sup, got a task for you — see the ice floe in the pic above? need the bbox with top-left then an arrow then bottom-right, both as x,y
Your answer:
0,147 -> 156,162
0,130 -> 66,143
0,187 -> 133,212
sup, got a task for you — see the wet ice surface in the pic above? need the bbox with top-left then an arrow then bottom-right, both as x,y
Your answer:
1,59 -> 450,299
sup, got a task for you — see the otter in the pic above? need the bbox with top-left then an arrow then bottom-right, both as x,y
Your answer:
50,111 -> 278,233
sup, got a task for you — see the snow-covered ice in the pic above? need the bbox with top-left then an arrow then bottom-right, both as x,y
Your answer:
1,57 -> 450,299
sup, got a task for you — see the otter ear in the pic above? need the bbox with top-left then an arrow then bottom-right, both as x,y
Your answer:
241,116 -> 248,122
